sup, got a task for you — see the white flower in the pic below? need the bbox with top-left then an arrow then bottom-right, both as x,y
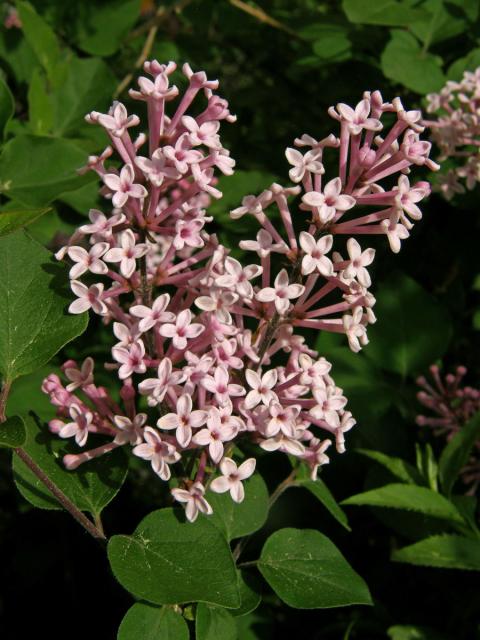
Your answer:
210,458 -> 256,503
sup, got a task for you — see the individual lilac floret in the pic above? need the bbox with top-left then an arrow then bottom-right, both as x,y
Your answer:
416,364 -> 480,494
45,61 -> 436,522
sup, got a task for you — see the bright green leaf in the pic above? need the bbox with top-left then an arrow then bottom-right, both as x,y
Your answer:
409,0 -> 465,46
0,135 -> 94,206
0,230 -> 88,383
295,476 -> 351,531
0,207 -> 50,237
52,57 -> 116,136
342,484 -> 465,525
258,528 -> 372,608
448,49 -> 480,81
392,534 -> 480,570
16,1 -> 61,81
363,273 -> 451,377
380,30 -> 445,94
388,624 -> 449,640
196,603 -> 237,640
439,412 -> 480,496
108,508 -> 240,608
356,449 -> 423,484
0,74 -> 14,138
117,603 -> 189,640
207,473 -> 269,541
342,0 -> 429,25
0,415 -> 26,448
13,414 -> 128,516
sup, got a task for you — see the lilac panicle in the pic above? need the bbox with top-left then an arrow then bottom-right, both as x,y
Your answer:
43,60 -> 437,521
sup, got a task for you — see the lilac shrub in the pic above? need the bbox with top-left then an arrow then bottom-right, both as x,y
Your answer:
42,60 -> 437,521
417,364 -> 480,493
424,68 -> 480,199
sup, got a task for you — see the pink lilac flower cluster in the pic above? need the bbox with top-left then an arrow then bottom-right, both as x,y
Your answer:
424,68 -> 480,200
42,60 -> 437,522
417,364 -> 480,494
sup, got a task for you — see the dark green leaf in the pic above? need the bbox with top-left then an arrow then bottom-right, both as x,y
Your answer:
364,273 -> 451,377
258,528 -> 372,608
342,0 -> 429,25
6,366 -> 61,422
356,449 -> 423,484
108,508 -> 240,608
0,230 -> 87,383
0,75 -> 14,138
380,30 -> 445,94
439,412 -> 480,496
392,534 -> 480,570
233,571 -> 261,617
342,484 -> 464,525
295,476 -> 351,531
13,414 -> 128,516
388,624 -> 450,640
0,207 -> 50,237
207,473 -> 269,540
0,415 -> 26,448
0,135 -> 94,206
16,1 -> 62,81
196,603 -> 237,640
117,603 -> 189,640
27,67 -> 53,135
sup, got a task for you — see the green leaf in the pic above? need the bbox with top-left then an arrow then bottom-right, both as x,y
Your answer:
196,603 -> 238,640
233,570 -> 261,618
108,508 -> 240,608
380,30 -> 445,94
59,180 -> 100,215
446,0 -> 479,21
302,25 -> 351,62
415,443 -> 439,491
342,484 -> 465,525
117,603 -> 189,640
342,0 -> 429,25
409,0 -> 465,46
388,624 -> 450,640
27,67 -> 54,135
0,135 -> 94,206
0,75 -> 14,138
73,0 -> 141,57
6,366 -> 61,421
207,473 -> 269,541
363,273 -> 451,377
16,1 -> 61,81
13,414 -> 128,516
448,49 -> 480,81
356,449 -> 423,484
295,476 -> 351,531
0,415 -> 26,448
0,207 -> 50,237
439,412 -> 480,496
258,528 -> 372,609
0,230 -> 88,384
392,534 -> 480,570
52,57 -> 116,136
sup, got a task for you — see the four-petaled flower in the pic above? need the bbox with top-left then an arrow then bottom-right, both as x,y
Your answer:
157,394 -> 208,447
192,406 -> 238,463
171,482 -> 212,522
133,427 -> 180,480
210,457 -> 256,502
159,309 -> 205,350
256,269 -> 304,314
299,232 -> 334,277
131,293 -> 175,332
103,164 -> 148,208
104,229 -> 148,278
301,177 -> 356,223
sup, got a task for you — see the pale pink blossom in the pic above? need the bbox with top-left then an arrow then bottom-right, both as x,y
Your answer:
67,243 -> 109,279
301,177 -> 356,223
342,238 -> 375,287
299,232 -> 334,276
202,366 -> 245,403
103,164 -> 148,208
135,148 -> 180,186
64,357 -> 94,392
59,404 -> 93,447
256,269 -> 304,315
159,309 -> 205,350
113,413 -> 147,445
157,394 -> 208,447
112,341 -> 146,379
69,281 -> 107,315
171,482 -> 212,522
104,230 -> 148,278
97,102 -> 140,137
342,307 -> 369,353
138,358 -> 185,405
285,147 -> 324,183
245,369 -> 278,409
130,293 -> 175,332
133,427 -> 180,480
335,99 -> 382,135
210,457 -> 256,502
192,406 -> 238,462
